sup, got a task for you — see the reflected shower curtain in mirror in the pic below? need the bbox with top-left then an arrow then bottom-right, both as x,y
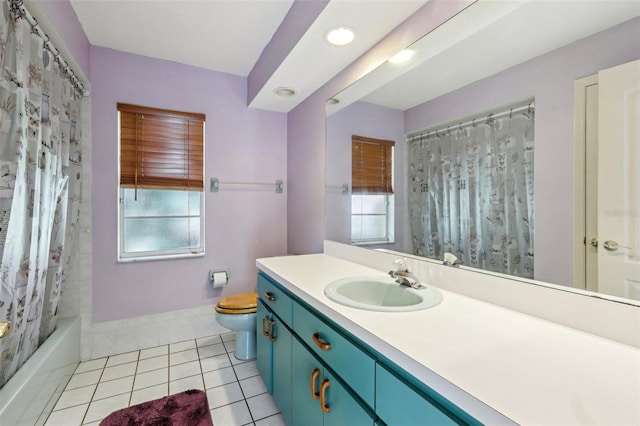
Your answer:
0,2 -> 84,387
408,104 -> 534,278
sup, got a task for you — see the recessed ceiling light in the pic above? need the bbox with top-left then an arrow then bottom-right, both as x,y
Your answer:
389,49 -> 414,64
274,87 -> 296,97
325,26 -> 356,46
326,98 -> 340,105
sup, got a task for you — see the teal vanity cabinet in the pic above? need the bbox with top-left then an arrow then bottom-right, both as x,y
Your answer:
256,273 -> 293,425
291,338 -> 374,425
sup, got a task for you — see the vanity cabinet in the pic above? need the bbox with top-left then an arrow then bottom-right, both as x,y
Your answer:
291,338 -> 375,425
256,271 -> 476,426
256,274 -> 293,425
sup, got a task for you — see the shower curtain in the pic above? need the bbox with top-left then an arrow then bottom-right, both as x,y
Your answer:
0,1 -> 84,387
408,104 -> 534,278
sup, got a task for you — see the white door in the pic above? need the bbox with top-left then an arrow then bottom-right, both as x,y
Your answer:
597,60 -> 640,300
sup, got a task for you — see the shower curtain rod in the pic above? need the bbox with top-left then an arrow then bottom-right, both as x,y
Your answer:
406,100 -> 534,143
9,0 -> 88,96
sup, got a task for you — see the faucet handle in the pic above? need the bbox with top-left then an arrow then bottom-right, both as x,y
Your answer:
393,258 -> 408,272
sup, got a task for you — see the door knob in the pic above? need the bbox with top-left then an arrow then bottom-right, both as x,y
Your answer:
587,238 -> 598,248
0,321 -> 10,338
603,240 -> 619,251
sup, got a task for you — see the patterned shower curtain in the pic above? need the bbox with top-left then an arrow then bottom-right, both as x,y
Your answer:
408,104 -> 534,278
0,1 -> 84,387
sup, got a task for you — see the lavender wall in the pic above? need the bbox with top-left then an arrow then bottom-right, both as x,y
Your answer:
91,47 -> 287,322
287,0 -> 474,255
326,102 -> 405,251
35,0 -> 90,78
404,18 -> 640,286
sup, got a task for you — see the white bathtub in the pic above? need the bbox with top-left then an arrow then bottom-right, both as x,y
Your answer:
0,316 -> 80,426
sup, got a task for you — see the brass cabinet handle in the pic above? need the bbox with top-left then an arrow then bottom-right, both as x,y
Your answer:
0,321 -> 10,339
312,332 -> 331,351
320,378 -> 331,413
268,320 -> 276,342
310,368 -> 320,400
262,315 -> 270,336
265,292 -> 276,302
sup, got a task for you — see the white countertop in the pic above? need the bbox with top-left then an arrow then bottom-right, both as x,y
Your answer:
257,253 -> 640,426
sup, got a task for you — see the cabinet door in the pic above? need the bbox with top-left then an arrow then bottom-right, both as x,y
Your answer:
271,317 -> 292,426
322,368 -> 375,426
256,300 -> 272,393
291,339 -> 323,426
292,339 -> 375,426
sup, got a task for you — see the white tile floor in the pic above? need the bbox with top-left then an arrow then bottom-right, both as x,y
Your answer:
44,332 -> 285,426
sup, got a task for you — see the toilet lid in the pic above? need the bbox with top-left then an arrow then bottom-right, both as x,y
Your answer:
215,292 -> 258,314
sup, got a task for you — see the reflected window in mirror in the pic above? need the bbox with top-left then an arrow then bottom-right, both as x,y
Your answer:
351,135 -> 395,244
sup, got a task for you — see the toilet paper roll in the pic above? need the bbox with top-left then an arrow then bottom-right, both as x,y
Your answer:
211,272 -> 228,288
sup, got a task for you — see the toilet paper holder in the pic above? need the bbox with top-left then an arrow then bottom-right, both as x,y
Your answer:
209,269 -> 229,287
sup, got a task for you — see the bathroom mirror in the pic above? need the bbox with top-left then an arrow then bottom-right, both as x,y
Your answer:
325,1 -> 640,304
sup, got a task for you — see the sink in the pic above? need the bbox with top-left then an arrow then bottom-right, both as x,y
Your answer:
324,276 -> 443,312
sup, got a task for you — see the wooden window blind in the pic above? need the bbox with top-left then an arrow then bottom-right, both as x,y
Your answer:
352,135 -> 394,194
118,103 -> 205,191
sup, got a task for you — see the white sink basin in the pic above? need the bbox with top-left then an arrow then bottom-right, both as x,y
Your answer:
324,276 -> 443,312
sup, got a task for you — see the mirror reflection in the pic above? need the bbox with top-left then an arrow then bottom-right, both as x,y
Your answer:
325,1 -> 640,302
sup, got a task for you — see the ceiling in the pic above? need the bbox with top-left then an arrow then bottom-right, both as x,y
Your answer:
334,0 -> 640,113
69,0 -> 427,112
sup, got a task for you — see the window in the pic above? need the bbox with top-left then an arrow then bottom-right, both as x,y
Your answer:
351,135 -> 395,244
118,103 -> 205,260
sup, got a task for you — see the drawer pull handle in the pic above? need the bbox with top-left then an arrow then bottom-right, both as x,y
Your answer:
262,315 -> 270,336
310,368 -> 320,400
268,320 -> 276,342
312,332 -> 331,351
320,378 -> 331,413
265,292 -> 276,302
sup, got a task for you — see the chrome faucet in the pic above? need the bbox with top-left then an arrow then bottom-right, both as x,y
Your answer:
443,252 -> 463,267
388,259 -> 425,290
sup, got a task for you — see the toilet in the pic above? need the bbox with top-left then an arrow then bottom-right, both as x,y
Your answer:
214,292 -> 258,360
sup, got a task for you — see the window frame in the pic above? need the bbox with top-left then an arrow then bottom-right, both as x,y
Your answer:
350,135 -> 396,245
116,106 -> 206,262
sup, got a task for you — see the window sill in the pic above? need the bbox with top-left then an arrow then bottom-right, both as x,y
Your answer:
118,251 -> 205,263
352,240 -> 395,246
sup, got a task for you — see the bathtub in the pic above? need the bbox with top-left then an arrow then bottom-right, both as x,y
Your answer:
0,316 -> 80,426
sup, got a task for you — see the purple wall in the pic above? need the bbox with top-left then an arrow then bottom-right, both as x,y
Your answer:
404,18 -> 640,286
326,102 -> 405,251
287,0 -> 475,255
36,0 -> 90,78
91,47 -> 288,322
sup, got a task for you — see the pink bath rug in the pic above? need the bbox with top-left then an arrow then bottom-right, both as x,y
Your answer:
99,389 -> 213,426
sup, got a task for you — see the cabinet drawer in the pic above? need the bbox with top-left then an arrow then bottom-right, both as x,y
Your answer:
376,364 -> 463,426
293,301 -> 375,407
257,273 -> 292,326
